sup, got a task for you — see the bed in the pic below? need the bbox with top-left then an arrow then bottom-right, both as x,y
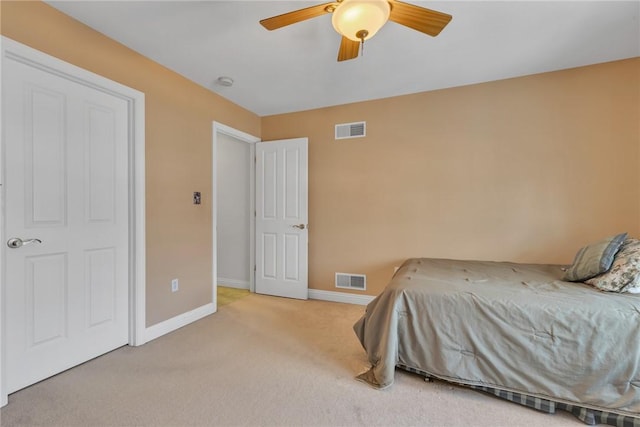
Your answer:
353,254 -> 640,425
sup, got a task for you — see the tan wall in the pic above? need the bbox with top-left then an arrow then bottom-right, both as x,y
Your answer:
1,1 -> 261,326
262,58 -> 640,297
3,1 -> 639,307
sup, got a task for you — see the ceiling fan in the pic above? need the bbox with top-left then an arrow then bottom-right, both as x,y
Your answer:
260,0 -> 452,62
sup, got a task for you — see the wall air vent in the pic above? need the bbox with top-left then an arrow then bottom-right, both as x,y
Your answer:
335,273 -> 366,291
335,121 -> 366,140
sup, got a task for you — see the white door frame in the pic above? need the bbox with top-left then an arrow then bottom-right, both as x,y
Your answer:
212,122 -> 260,303
0,37 -> 146,407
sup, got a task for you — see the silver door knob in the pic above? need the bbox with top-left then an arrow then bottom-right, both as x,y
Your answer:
291,224 -> 306,230
7,238 -> 42,249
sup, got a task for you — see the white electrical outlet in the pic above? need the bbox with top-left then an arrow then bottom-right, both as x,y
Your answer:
171,278 -> 179,292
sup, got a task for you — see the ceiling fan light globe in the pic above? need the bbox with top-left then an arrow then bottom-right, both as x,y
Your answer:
331,0 -> 390,42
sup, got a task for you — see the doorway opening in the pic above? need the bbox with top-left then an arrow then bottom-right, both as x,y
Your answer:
212,123 -> 260,308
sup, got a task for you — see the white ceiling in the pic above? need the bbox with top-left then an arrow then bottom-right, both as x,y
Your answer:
46,1 -> 640,117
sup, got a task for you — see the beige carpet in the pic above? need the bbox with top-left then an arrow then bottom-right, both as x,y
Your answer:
0,294 -> 579,426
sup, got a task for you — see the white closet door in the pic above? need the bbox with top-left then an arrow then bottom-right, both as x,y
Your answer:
3,55 -> 129,393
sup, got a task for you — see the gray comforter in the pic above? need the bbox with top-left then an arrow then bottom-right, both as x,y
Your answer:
353,258 -> 640,417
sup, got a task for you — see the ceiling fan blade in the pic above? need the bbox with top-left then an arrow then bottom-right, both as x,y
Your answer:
388,0 -> 452,37
260,2 -> 336,31
337,36 -> 360,62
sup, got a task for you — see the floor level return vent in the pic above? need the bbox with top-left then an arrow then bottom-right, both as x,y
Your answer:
335,273 -> 366,290
335,121 -> 366,140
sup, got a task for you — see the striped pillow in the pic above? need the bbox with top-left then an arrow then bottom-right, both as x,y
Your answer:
563,233 -> 627,282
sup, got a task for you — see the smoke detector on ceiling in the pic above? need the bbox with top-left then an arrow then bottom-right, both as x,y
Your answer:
216,76 -> 234,87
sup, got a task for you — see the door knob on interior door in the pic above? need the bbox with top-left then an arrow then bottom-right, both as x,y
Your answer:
7,238 -> 42,249
291,224 -> 306,230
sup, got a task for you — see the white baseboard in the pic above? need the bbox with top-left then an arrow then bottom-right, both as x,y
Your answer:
217,277 -> 250,290
308,289 -> 375,306
144,302 -> 216,343
141,291 -> 369,344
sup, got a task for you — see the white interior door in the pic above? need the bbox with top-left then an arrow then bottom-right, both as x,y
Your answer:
3,54 -> 130,393
255,138 -> 308,299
